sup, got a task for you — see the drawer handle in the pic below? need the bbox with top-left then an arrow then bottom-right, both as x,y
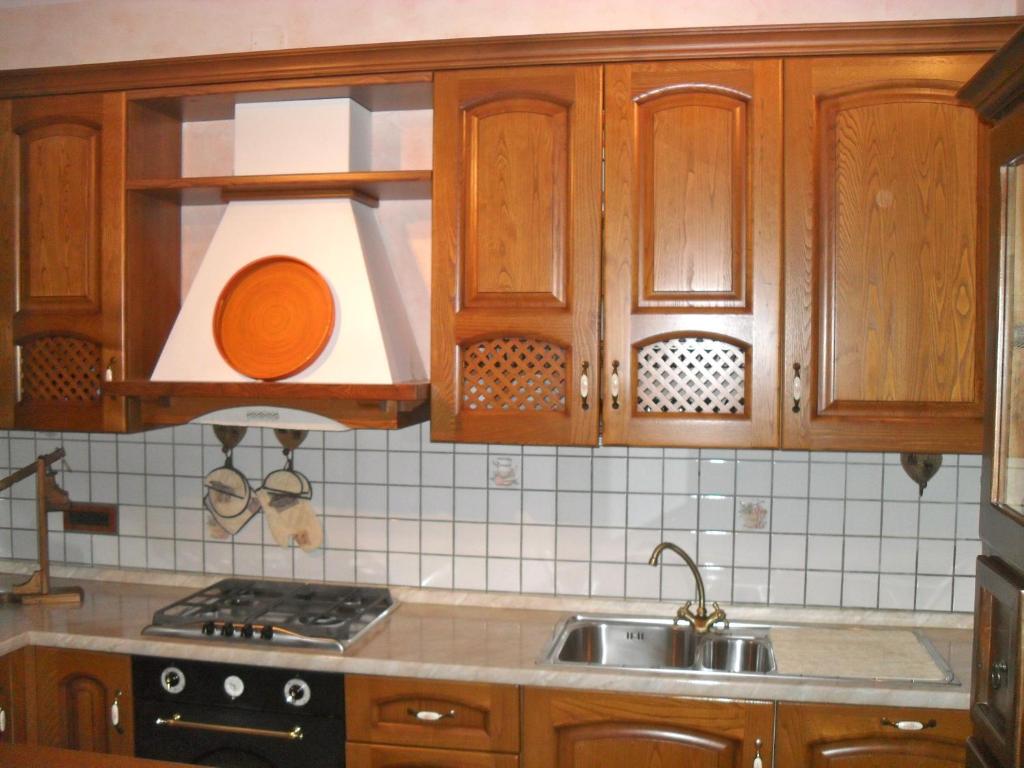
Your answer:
880,718 -> 937,731
990,660 -> 1008,691
407,708 -> 455,722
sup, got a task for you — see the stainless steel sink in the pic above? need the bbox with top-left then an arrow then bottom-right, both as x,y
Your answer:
541,614 -> 776,676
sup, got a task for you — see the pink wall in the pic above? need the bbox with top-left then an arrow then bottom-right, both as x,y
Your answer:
0,0 -> 1017,70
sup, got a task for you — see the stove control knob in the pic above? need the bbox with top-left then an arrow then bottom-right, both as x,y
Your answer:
241,623 -> 254,638
284,678 -> 311,707
260,625 -> 274,640
160,666 -> 186,694
222,622 -> 235,637
223,675 -> 245,700
201,621 -> 216,636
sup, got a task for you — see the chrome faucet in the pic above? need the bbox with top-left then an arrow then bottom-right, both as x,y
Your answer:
648,541 -> 727,634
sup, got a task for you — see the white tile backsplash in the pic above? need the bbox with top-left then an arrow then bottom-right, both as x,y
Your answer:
0,425 -> 983,612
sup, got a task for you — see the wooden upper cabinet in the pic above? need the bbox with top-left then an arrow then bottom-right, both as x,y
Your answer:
602,59 -> 782,446
775,701 -> 971,768
783,53 -> 989,451
33,648 -> 133,756
1,92 -> 127,431
523,687 -> 772,768
431,65 -> 602,445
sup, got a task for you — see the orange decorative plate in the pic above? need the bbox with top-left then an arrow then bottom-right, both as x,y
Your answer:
213,256 -> 335,381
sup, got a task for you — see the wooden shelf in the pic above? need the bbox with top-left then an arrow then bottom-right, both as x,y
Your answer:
126,170 -> 432,205
104,379 -> 430,430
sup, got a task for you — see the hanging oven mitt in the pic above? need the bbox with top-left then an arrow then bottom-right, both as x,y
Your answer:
257,489 -> 323,552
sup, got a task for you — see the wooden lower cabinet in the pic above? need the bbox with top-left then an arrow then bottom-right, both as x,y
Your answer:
775,701 -> 971,767
0,648 -> 29,745
522,687 -> 771,768
347,743 -> 518,767
33,647 -> 133,755
346,675 -> 520,767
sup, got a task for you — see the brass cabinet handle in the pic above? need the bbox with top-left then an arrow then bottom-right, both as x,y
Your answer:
792,363 -> 803,413
610,360 -> 621,410
110,689 -> 124,735
580,361 -> 591,411
880,717 -> 937,731
156,713 -> 303,741
990,660 -> 1008,690
752,736 -> 763,768
407,707 -> 456,722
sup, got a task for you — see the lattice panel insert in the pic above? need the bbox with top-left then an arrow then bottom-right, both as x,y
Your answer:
636,336 -> 746,415
462,338 -> 567,412
19,336 -> 102,403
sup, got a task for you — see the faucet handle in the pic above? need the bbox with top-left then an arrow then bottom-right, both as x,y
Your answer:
706,602 -> 727,629
675,601 -> 696,627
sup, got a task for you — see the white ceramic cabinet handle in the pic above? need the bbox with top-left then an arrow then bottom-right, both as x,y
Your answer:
580,362 -> 591,411
752,736 -> 763,768
407,708 -> 455,722
110,689 -> 124,733
791,363 -> 803,413
880,717 -> 936,731
0,705 -> 7,734
610,361 -> 621,410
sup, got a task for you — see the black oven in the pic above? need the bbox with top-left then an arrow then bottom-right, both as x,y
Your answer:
133,656 -> 345,768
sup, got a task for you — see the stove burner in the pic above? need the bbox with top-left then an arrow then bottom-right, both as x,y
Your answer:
142,578 -> 393,652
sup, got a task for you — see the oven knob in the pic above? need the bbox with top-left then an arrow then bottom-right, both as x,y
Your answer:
160,666 -> 186,694
260,625 -> 274,640
201,621 -> 216,636
222,622 -> 235,637
223,675 -> 245,700
241,623 -> 254,638
284,678 -> 311,707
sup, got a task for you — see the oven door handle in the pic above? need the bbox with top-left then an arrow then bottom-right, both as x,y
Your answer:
155,713 -> 304,741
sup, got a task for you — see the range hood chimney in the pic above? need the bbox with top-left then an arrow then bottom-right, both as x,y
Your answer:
143,98 -> 428,430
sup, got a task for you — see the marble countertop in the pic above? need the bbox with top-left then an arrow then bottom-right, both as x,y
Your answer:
0,565 -> 975,710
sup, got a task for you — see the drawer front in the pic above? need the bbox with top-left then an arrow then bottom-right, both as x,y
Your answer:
347,743 -> 519,767
972,556 -> 1024,768
346,676 -> 519,753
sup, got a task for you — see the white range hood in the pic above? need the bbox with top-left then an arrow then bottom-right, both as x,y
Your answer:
147,98 -> 427,430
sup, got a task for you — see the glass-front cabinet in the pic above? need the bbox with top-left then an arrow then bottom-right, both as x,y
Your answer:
993,155 -> 1024,520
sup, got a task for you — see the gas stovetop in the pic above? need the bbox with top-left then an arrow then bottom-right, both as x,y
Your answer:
142,578 -> 394,652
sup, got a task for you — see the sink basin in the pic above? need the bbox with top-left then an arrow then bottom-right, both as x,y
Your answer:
698,635 -> 776,673
556,619 -> 699,670
541,614 -> 775,677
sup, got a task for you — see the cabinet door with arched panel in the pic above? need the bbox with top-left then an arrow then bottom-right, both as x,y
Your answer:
431,65 -> 602,445
602,59 -> 782,447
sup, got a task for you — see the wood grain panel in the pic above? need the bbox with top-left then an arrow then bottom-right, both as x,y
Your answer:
346,676 -> 520,754
432,65 -> 601,445
465,98 -> 567,307
522,687 -> 771,768
782,53 -> 988,452
347,743 -> 519,767
775,701 -> 970,768
603,59 -> 781,447
0,100 -> 15,428
638,91 -> 745,304
19,123 -> 100,310
822,93 -> 978,407
33,648 -> 133,756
